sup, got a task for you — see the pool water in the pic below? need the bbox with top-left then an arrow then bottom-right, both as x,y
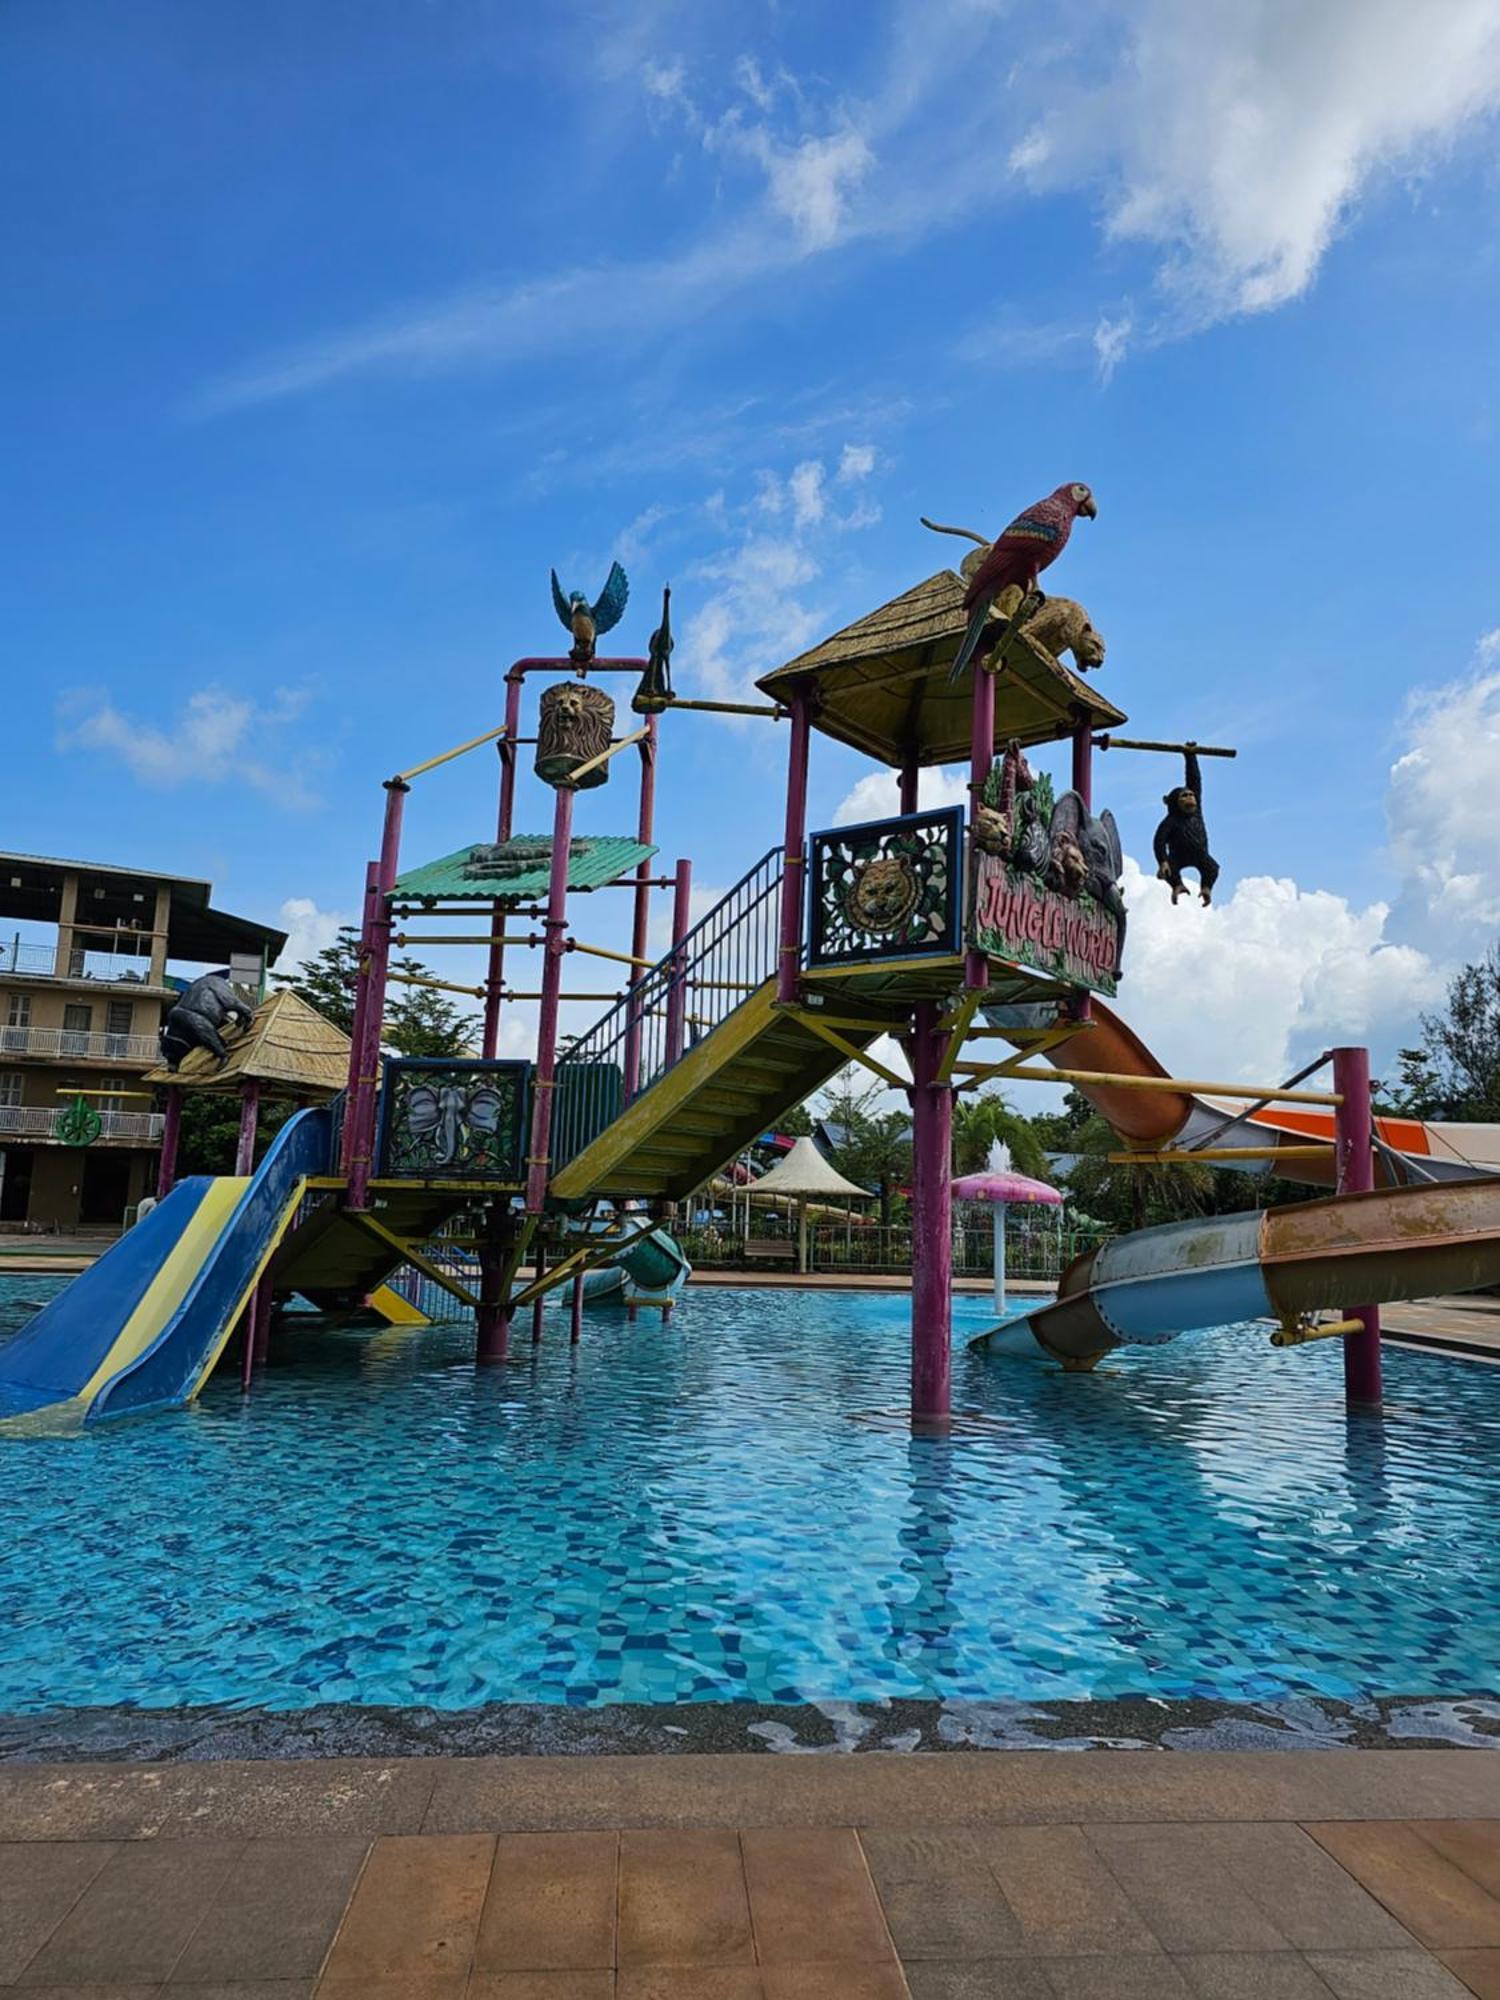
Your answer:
2,1278 -> 1499,1714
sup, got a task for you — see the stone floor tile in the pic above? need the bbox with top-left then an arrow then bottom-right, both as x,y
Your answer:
1,1987 -> 162,2000
16,1838 -> 243,1986
1303,1951 -> 1476,1998
903,1967 -> 1053,2000
0,1763 -> 436,1843
1083,1826 -> 1296,1953
0,1840 -> 120,1981
742,1827 -> 893,1964
615,1970 -> 764,1999
859,1830 -> 991,1879
1307,1826 -> 1500,1951
167,1836 -> 370,1984
979,1825 -> 1157,1956
474,1830 -> 617,1971
1415,1827 -> 1500,1904
317,1979 -> 467,2000
873,1871 -> 1024,1961
1204,1826 -> 1416,1952
317,1832 -> 493,1984
761,1965 -> 911,1997
617,1829 -> 753,1967
1439,1948 -> 1500,1998
162,1985 -> 316,1999
467,1975 -> 615,1998
1042,1953 -> 1195,1997
1176,1953 -> 1338,1997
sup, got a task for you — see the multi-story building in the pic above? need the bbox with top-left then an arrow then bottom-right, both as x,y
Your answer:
0,853 -> 286,1232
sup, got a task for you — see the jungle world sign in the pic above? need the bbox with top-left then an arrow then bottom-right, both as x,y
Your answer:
970,857 -> 1120,995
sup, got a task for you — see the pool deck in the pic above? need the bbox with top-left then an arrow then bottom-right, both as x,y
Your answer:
1,1749 -> 1498,1995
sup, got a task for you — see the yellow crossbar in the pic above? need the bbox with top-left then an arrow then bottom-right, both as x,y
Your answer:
954,1063 -> 1343,1105
1107,1144 -> 1330,1163
565,725 -> 650,787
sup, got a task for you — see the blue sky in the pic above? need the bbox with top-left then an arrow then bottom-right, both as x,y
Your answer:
4,0 -> 1500,1087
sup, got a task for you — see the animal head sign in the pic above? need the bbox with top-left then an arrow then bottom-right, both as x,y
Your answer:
969,743 -> 1126,994
379,1059 -> 529,1182
808,807 -> 963,966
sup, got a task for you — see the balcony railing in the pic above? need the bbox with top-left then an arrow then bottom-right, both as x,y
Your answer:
0,939 -> 160,984
0,1027 -> 160,1064
0,1106 -> 165,1142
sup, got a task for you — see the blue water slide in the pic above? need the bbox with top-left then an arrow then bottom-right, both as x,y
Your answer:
0,1181 -> 214,1419
89,1105 -> 335,1421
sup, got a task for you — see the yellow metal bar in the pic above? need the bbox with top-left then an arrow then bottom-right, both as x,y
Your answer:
953,1063 -> 1343,1106
662,697 -> 784,718
1107,1144 -> 1330,1163
564,724 -> 650,788
508,1219 -> 659,1308
686,979 -> 761,991
386,969 -> 487,1000
794,1012 -> 908,1093
397,721 -> 511,783
53,1086 -> 153,1098
570,940 -> 656,971
1096,735 -> 1237,758
936,991 -> 984,1084
347,1212 -> 481,1311
775,1007 -> 904,1035
504,990 -> 622,1002
1270,1316 -> 1365,1348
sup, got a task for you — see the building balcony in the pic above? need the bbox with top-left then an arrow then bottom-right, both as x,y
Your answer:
0,939 -> 162,986
0,1026 -> 161,1065
0,1106 -> 165,1144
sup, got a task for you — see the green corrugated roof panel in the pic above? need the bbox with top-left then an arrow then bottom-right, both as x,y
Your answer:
392,834 -> 657,904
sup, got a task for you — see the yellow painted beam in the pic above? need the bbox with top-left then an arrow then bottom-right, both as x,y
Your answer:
565,724 -> 650,788
1270,1316 -> 1365,1348
792,1013 -> 907,1092
1108,1144 -> 1330,1164
509,1220 -> 660,1308
936,991 -> 984,1084
954,1063 -> 1342,1105
347,1211 -> 480,1311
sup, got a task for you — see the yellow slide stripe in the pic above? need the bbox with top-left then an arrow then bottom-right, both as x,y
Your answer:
367,1283 -> 430,1327
76,1177 -> 250,1405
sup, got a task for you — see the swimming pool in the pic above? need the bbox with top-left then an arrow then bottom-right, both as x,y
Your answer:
2,1277 -> 1498,1719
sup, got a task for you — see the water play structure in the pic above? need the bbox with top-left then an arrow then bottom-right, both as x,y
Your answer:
6,520 -> 1500,1430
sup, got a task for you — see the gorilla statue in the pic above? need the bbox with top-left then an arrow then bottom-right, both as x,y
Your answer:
159,974 -> 254,1071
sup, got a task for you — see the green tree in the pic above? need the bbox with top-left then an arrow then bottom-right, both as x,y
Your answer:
1390,947 -> 1500,1120
952,1092 -> 1049,1179
817,1066 -> 911,1228
278,932 -> 477,1057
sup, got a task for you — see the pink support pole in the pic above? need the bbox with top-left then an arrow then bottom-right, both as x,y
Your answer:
482,672 -> 526,1058
623,715 -> 660,1102
1071,712 -> 1093,810
777,688 -> 812,1004
476,1201 -> 512,1365
348,780 -> 408,1209
235,1080 -> 260,1176
341,865 -> 380,1174
157,1085 -> 182,1198
898,762 -> 920,815
532,1240 -> 546,1345
909,1000 -> 954,1423
664,858 -> 692,1067
525,781 -> 576,1213
1333,1045 -> 1383,1410
966,661 -> 996,990
570,1269 -> 584,1345
251,1277 -> 273,1365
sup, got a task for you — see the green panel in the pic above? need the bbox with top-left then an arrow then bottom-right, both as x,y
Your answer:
393,834 -> 656,905
553,1059 -> 625,1164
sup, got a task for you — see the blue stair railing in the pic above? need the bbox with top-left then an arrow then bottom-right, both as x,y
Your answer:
552,846 -> 784,1167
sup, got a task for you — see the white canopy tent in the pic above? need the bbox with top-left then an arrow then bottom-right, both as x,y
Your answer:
749,1135 -> 873,1272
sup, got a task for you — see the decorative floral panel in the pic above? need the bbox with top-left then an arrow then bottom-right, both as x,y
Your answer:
807,807 -> 963,966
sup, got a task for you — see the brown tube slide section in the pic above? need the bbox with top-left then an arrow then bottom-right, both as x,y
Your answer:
1026,998 -> 1193,1145
1262,1177 -> 1500,1316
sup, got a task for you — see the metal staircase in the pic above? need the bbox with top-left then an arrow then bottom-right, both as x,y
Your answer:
548,848 -> 894,1201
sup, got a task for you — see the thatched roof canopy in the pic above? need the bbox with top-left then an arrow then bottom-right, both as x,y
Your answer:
756,569 -> 1125,767
143,989 -> 350,1096
751,1135 -> 872,1200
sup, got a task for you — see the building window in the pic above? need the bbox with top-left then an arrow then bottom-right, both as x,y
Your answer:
0,1072 -> 22,1107
105,1000 -> 133,1057
61,1003 -> 92,1057
97,1075 -> 127,1113
1,994 -> 28,1054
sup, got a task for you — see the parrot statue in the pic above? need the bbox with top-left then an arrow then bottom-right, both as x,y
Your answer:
946,483 -> 1097,683
551,560 -> 630,667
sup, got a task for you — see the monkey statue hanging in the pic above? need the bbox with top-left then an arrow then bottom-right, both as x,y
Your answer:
1154,745 -> 1220,907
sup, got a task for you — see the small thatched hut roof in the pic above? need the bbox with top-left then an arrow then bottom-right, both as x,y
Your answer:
756,569 -> 1125,767
143,989 -> 350,1097
751,1135 -> 872,1201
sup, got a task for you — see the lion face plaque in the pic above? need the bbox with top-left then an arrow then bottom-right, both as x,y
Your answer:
536,681 -> 616,790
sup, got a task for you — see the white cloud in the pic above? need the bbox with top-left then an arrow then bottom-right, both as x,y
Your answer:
1387,630 -> 1500,938
1115,858 -> 1443,1086
1012,0 -> 1500,322
760,128 -> 875,250
787,459 -> 826,528
832,765 -> 969,826
838,443 -> 877,482
56,685 -> 317,805
277,897 -> 352,974
683,533 -> 824,704
1092,312 -> 1132,382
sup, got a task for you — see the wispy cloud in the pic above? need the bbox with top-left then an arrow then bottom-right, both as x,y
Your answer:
56,685 -> 320,807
